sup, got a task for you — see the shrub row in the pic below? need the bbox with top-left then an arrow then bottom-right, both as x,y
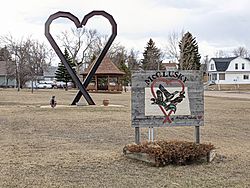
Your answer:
124,140 -> 215,165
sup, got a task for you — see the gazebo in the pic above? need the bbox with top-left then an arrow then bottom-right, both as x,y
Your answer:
81,56 -> 125,93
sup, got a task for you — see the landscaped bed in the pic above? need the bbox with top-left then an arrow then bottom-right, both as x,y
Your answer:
124,140 -> 215,166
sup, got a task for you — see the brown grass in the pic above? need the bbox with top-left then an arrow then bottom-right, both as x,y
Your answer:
0,88 -> 250,187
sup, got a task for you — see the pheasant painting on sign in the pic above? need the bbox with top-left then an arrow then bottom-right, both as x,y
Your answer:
145,77 -> 191,123
145,85 -> 191,116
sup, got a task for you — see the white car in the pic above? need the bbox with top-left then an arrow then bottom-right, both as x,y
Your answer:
56,81 -> 74,88
37,83 -> 53,89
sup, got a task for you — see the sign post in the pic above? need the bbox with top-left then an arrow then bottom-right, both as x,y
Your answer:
131,70 -> 204,144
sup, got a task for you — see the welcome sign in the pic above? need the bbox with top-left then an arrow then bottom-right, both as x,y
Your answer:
132,70 -> 204,127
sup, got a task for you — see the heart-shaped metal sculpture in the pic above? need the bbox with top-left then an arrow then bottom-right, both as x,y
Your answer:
45,11 -> 117,105
150,77 -> 185,123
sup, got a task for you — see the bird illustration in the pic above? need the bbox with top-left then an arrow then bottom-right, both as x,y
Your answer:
151,90 -> 164,105
159,84 -> 179,102
165,103 -> 177,113
151,84 -> 186,112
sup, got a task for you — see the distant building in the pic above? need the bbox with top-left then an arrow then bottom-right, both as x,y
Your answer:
207,57 -> 250,90
208,57 -> 250,84
0,61 -> 16,88
161,61 -> 178,70
25,66 -> 57,88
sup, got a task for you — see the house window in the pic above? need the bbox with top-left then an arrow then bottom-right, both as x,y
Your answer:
243,75 -> 249,80
219,73 -> 225,80
210,64 -> 214,70
242,63 -> 245,70
212,73 -> 217,80
235,63 -> 238,70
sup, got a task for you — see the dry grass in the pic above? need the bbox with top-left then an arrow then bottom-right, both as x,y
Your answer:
0,88 -> 250,187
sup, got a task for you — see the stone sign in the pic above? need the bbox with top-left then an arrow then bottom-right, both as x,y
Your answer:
132,70 -> 204,128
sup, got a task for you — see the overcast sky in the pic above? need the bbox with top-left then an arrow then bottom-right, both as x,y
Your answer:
1,0 -> 250,61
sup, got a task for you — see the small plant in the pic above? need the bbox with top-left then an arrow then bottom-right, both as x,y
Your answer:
124,140 -> 215,166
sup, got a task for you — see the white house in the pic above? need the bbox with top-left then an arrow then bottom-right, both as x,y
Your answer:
208,57 -> 250,85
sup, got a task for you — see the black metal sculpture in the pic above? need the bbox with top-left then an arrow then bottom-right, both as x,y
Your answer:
45,11 -> 117,105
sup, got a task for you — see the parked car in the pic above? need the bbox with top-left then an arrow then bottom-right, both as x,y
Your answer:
55,81 -> 74,89
37,83 -> 53,89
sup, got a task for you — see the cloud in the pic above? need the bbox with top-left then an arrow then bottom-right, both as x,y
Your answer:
1,0 -> 250,59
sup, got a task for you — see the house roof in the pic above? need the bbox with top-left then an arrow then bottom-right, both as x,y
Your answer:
211,57 -> 237,71
82,56 -> 125,75
162,62 -> 178,68
162,62 -> 178,69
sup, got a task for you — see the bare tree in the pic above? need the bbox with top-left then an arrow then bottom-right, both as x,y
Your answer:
91,34 -> 109,57
165,30 -> 185,62
57,28 -> 101,76
127,49 -> 140,70
46,48 -> 55,66
85,39 -> 128,68
28,41 -> 50,93
0,34 -> 51,91
107,42 -> 127,67
215,50 -> 229,58
233,46 -> 249,58
0,46 -> 11,61
199,55 -> 209,75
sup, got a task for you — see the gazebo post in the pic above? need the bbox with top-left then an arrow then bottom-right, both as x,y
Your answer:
95,75 -> 98,92
118,77 -> 122,91
108,75 -> 110,91
117,76 -> 120,91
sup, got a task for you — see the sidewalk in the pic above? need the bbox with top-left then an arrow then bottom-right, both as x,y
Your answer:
205,90 -> 250,99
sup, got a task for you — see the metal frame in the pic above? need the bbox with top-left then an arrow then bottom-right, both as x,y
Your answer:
45,11 -> 117,105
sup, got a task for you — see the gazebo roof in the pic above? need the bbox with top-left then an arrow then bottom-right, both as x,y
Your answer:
82,56 -> 125,75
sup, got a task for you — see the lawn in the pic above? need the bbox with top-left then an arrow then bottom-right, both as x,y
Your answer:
0,88 -> 249,187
